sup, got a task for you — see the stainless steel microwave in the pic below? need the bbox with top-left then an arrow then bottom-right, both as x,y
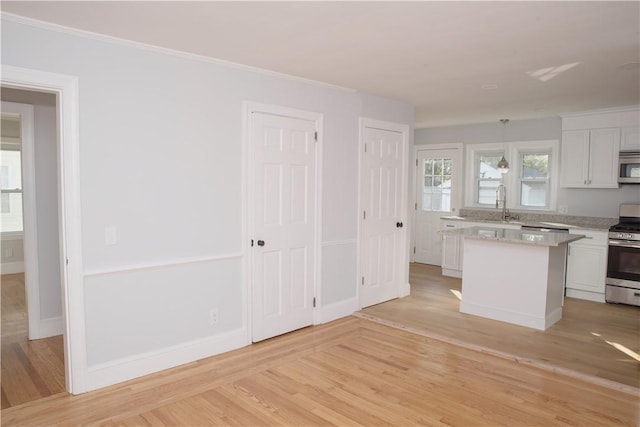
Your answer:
619,152 -> 640,184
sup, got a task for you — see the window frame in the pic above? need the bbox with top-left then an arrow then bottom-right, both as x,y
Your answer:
465,140 -> 559,212
1,135 -> 24,235
474,149 -> 506,207
515,148 -> 551,210
420,156 -> 453,212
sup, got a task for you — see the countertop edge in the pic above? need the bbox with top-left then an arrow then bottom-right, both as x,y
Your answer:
442,226 -> 586,247
440,216 -> 611,232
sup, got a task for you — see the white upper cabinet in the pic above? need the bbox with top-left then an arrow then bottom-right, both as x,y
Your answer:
560,128 -> 620,188
560,106 -> 639,188
621,127 -> 640,152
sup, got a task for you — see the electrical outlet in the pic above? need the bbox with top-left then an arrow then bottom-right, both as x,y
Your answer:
559,205 -> 568,214
209,308 -> 219,325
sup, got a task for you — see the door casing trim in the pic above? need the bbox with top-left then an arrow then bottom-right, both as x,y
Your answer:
2,65 -> 85,394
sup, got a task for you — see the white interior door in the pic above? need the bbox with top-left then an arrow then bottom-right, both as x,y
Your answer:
250,111 -> 317,343
360,122 -> 407,308
414,148 -> 461,265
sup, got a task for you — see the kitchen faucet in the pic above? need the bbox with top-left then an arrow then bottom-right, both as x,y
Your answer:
495,184 -> 510,221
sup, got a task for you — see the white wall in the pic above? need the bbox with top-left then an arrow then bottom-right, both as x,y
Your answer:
33,104 -> 62,320
415,117 -> 640,218
1,16 -> 413,386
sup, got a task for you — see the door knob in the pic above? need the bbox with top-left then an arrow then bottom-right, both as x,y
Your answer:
396,222 -> 403,228
257,240 -> 265,246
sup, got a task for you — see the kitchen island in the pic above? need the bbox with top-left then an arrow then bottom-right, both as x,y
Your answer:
443,226 -> 584,330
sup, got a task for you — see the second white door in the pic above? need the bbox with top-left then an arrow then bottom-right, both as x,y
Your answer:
360,121 -> 408,308
250,110 -> 317,342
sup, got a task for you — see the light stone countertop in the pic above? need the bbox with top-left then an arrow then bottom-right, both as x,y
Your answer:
441,226 -> 586,247
440,215 -> 612,232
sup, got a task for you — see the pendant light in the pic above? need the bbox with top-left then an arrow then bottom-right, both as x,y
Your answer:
497,119 -> 510,174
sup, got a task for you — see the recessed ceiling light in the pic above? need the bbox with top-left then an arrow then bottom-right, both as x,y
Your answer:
619,62 -> 640,71
481,84 -> 498,90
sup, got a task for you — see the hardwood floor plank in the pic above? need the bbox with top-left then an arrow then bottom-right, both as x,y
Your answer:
11,342 -> 52,397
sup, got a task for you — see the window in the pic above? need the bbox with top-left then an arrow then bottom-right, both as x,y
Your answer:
465,140 -> 559,212
1,114 -> 23,234
421,158 -> 452,212
518,151 -> 550,208
475,151 -> 504,206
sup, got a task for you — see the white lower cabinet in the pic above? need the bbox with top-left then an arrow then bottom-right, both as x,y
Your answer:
441,221 -> 463,277
565,230 -> 608,302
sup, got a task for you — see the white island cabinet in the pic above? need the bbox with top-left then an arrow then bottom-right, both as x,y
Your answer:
440,218 -> 520,278
444,226 -> 584,331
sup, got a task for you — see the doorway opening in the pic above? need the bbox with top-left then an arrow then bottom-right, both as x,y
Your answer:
1,90 -> 65,407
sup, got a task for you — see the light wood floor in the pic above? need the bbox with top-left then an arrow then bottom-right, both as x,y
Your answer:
2,316 -> 639,426
360,263 -> 640,391
2,268 -> 639,426
1,273 -> 65,409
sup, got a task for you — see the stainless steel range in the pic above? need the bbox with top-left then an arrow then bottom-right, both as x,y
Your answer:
606,203 -> 640,306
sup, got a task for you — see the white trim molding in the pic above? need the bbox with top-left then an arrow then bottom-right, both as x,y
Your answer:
85,328 -> 247,393
83,252 -> 243,278
317,297 -> 359,324
1,261 -> 25,274
38,316 -> 64,338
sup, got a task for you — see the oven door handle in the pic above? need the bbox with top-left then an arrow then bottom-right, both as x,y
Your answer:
609,240 -> 640,249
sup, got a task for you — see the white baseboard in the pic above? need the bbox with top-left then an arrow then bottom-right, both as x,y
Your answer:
545,307 -> 563,329
566,288 -> 605,303
317,297 -> 359,324
400,282 -> 411,297
441,268 -> 462,278
30,316 -> 64,339
1,261 -> 25,275
460,300 -> 554,331
84,328 -> 248,393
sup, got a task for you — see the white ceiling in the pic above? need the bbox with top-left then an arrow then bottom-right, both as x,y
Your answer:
2,1 -> 639,128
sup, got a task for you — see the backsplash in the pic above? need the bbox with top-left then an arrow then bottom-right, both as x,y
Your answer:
458,208 -> 617,229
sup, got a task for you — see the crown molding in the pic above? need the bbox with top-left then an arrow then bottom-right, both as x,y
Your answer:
559,105 -> 640,119
1,12 -> 357,94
